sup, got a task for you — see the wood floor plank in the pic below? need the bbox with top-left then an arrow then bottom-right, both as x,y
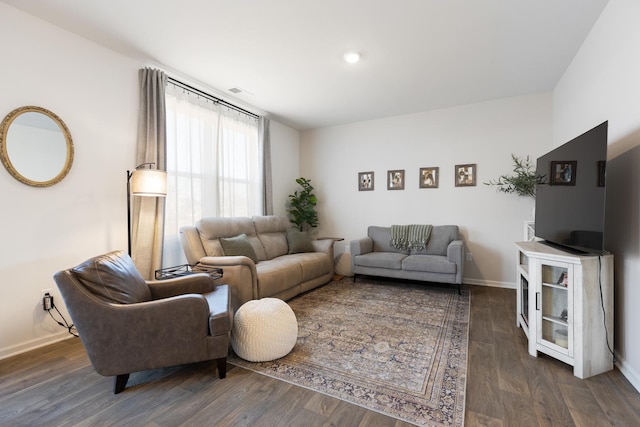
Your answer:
559,382 -> 616,427
1,285 -> 639,427
465,340 -> 506,420
465,410 -> 504,427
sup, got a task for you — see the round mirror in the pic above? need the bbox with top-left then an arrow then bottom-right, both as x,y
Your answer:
0,106 -> 74,187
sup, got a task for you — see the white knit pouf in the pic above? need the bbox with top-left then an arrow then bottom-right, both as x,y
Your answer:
231,298 -> 298,362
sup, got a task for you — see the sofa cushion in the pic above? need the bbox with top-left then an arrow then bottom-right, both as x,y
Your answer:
353,252 -> 406,270
409,225 -> 459,256
71,250 -> 151,304
220,233 -> 258,263
368,226 -> 409,254
286,229 -> 315,254
254,216 -> 289,259
402,254 -> 457,274
287,252 -> 331,281
255,257 -> 303,296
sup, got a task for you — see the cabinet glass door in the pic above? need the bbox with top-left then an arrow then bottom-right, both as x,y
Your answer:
520,275 -> 529,326
539,263 -> 570,353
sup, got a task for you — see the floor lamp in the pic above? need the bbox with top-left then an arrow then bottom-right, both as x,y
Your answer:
127,163 -> 167,256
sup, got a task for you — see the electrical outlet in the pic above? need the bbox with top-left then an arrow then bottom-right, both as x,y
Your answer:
41,289 -> 53,311
466,253 -> 473,261
344,244 -> 350,253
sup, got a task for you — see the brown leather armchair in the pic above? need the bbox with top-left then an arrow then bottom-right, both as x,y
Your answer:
53,250 -> 232,394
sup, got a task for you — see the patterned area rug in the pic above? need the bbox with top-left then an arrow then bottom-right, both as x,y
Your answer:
229,278 -> 469,426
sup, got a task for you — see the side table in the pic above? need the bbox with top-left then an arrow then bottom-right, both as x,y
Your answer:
155,264 -> 223,280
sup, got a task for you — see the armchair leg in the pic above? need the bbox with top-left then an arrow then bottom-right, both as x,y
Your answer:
216,357 -> 227,379
114,374 -> 130,394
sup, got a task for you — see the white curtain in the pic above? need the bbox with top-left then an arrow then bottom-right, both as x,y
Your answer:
163,83 -> 263,267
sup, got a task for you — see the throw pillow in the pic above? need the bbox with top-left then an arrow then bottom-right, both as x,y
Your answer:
220,233 -> 258,263
286,228 -> 315,254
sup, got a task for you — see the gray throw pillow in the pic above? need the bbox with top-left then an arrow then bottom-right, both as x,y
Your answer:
219,233 -> 258,262
286,229 -> 315,254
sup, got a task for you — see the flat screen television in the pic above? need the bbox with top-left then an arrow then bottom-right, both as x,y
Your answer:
534,121 -> 608,254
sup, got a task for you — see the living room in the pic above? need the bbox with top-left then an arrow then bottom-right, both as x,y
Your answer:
1,0 -> 639,423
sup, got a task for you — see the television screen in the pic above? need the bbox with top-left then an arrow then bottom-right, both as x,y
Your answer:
534,121 -> 608,254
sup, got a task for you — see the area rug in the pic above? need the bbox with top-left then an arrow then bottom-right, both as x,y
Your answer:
228,278 -> 469,426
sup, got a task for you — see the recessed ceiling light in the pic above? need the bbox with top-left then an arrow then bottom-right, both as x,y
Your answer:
343,51 -> 361,64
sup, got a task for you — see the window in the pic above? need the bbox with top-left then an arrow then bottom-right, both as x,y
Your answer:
163,83 -> 263,267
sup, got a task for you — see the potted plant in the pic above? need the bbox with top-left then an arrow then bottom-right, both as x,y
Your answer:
287,177 -> 319,231
484,154 -> 546,198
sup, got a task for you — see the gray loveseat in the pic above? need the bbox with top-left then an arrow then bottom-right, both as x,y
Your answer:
180,216 -> 334,310
350,225 -> 464,293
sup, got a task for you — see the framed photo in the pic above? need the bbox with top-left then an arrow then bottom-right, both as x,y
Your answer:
358,171 -> 374,191
419,167 -> 439,188
455,164 -> 476,187
597,161 -> 606,187
387,169 -> 405,190
550,161 -> 577,186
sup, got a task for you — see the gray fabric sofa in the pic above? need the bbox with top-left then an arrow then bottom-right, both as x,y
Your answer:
350,225 -> 464,293
180,216 -> 334,310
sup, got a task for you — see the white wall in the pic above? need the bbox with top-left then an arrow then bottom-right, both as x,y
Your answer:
0,4 -> 300,359
0,3 -> 139,358
300,93 -> 553,286
270,120 -> 301,217
553,0 -> 640,391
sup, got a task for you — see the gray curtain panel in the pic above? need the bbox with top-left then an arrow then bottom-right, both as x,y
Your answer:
260,117 -> 273,215
133,68 -> 167,279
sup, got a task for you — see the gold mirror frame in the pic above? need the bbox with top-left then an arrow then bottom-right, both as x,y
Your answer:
0,106 -> 74,187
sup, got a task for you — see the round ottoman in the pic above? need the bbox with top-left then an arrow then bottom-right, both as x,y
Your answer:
231,298 -> 298,362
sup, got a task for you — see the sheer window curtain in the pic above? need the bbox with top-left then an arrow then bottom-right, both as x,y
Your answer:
163,83 -> 266,267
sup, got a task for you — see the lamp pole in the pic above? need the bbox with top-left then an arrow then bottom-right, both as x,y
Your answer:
127,162 -> 162,256
126,169 -> 133,256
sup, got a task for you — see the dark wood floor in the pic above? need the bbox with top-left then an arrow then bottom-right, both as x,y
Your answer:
1,285 -> 638,426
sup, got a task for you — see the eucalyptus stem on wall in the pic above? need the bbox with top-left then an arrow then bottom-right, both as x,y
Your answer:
484,154 -> 546,198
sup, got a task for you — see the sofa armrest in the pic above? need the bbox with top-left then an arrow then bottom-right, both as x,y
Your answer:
350,237 -> 372,274
350,237 -> 373,256
179,226 -> 207,265
447,240 -> 465,284
197,256 -> 258,310
311,238 -> 335,277
147,273 -> 216,300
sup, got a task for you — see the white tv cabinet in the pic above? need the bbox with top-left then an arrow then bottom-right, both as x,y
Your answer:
515,241 -> 614,379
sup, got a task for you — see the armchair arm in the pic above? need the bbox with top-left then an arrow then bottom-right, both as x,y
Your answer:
447,240 -> 465,284
197,256 -> 258,310
147,273 -> 215,300
76,294 -> 212,376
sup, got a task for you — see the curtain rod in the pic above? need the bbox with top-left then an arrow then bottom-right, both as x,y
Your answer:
167,77 -> 260,119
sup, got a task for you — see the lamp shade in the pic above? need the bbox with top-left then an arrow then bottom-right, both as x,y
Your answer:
130,169 -> 167,197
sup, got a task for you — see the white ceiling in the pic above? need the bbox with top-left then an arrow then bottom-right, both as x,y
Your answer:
2,0 -> 609,131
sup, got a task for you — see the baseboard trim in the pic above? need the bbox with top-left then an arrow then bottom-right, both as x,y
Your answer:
0,331 -> 72,361
464,278 -> 516,289
615,355 -> 640,393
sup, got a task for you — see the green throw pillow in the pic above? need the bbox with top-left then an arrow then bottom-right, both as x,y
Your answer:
219,233 -> 258,263
287,229 -> 315,254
